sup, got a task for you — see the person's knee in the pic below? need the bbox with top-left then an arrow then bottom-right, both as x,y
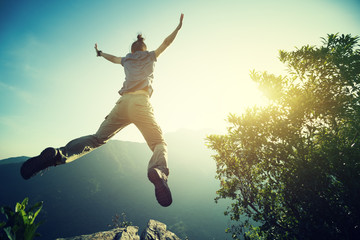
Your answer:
152,142 -> 167,152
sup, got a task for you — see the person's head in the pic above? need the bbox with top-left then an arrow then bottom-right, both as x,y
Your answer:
131,34 -> 147,53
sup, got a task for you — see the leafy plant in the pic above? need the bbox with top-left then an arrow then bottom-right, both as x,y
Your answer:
207,34 -> 360,239
0,198 -> 43,240
108,212 -> 132,229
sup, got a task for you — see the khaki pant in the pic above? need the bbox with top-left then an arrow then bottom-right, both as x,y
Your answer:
58,92 -> 168,175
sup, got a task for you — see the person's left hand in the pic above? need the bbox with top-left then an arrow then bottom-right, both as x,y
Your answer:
177,13 -> 184,30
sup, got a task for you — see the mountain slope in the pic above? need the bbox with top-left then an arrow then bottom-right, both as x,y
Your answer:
0,130 -> 231,240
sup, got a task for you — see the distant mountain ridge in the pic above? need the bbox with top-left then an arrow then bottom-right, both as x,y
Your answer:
0,129 -> 231,240
0,156 -> 28,165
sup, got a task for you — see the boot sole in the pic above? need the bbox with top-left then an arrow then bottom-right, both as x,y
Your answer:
148,168 -> 172,207
20,147 -> 57,180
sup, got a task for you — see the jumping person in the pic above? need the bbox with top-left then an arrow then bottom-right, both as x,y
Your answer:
20,13 -> 184,207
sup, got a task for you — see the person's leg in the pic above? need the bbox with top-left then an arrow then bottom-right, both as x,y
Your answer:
129,95 -> 168,173
148,143 -> 169,175
58,96 -> 131,163
21,96 -> 130,179
128,94 -> 172,207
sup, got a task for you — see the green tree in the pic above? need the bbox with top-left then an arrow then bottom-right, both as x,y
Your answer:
207,34 -> 360,240
0,198 -> 43,240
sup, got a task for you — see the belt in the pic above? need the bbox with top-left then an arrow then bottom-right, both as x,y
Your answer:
125,89 -> 149,96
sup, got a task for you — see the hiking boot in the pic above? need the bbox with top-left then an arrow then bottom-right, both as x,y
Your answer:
20,147 -> 61,180
148,168 -> 172,207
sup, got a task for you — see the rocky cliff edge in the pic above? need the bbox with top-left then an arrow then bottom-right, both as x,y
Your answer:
56,219 -> 182,240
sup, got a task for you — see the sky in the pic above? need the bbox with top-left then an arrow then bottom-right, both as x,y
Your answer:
0,0 -> 359,159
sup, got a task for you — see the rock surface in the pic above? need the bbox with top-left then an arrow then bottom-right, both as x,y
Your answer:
141,219 -> 181,240
56,220 -> 181,240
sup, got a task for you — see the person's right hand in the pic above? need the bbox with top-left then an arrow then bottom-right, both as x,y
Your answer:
94,43 -> 102,57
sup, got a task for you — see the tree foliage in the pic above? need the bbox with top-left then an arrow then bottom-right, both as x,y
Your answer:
207,34 -> 360,239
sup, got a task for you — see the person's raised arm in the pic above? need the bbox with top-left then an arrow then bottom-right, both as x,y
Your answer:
155,13 -> 184,58
94,43 -> 122,64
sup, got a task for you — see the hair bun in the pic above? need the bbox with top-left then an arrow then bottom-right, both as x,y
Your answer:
137,34 -> 145,42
